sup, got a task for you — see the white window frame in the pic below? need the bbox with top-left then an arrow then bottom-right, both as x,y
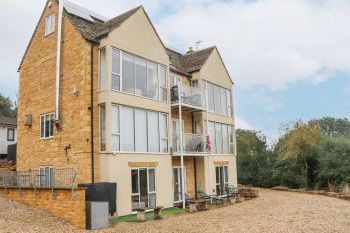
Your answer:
111,104 -> 120,152
111,104 -> 168,153
45,13 -> 55,36
40,113 -> 54,139
99,47 -> 107,91
204,80 -> 232,117
111,48 -> 168,102
99,104 -> 107,152
209,121 -> 233,155
131,167 -> 157,210
215,165 -> 229,196
173,166 -> 187,203
7,128 -> 15,141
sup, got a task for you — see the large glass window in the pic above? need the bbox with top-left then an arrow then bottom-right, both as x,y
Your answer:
100,105 -> 106,151
147,61 -> 159,99
214,85 -> 221,114
45,14 -> 55,36
131,168 -> 156,210
40,113 -> 54,139
111,104 -> 168,153
112,48 -> 121,90
209,121 -> 232,154
112,50 -> 167,101
99,48 -> 106,91
135,57 -> 147,96
121,106 -> 134,151
205,80 -> 232,116
111,104 -> 120,151
122,53 -> 135,94
226,89 -> 232,117
148,111 -> 160,152
135,109 -> 147,152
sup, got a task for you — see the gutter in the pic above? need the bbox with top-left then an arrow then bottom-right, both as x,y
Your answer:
55,0 -> 64,126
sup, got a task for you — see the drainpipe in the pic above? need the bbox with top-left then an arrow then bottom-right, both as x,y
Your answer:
55,0 -> 64,126
90,44 -> 95,184
178,83 -> 185,209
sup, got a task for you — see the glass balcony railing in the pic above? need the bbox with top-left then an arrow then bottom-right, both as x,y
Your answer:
171,85 -> 206,109
173,133 -> 208,154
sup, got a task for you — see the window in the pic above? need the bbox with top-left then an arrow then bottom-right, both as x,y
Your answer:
135,109 -> 147,152
111,48 -> 120,90
111,104 -> 168,153
45,14 -> 55,36
147,61 -> 158,99
99,48 -> 106,91
39,166 -> 55,188
159,65 -> 167,101
208,121 -> 232,154
135,57 -> 147,96
131,168 -> 156,211
112,50 -> 167,101
111,104 -> 120,151
159,114 -> 168,153
7,128 -> 14,141
100,104 -> 106,151
215,123 -> 223,154
40,113 -> 54,139
216,165 -> 229,196
148,111 -> 159,152
205,80 -> 232,116
121,106 -> 135,151
122,52 -> 135,93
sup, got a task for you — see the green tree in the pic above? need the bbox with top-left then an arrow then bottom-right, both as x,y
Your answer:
236,129 -> 277,187
275,121 -> 320,189
0,93 -> 17,118
309,117 -> 350,137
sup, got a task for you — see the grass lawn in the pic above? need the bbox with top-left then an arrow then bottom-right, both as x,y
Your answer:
110,207 -> 187,224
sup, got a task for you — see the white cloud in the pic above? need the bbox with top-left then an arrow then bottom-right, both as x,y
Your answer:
235,116 -> 255,130
156,0 -> 350,89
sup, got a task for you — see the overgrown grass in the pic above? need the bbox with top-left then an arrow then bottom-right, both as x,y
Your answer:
110,207 -> 186,225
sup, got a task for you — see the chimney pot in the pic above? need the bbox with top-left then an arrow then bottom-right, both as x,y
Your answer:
186,47 -> 194,54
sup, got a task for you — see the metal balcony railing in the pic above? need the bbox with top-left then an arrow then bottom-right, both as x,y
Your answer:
171,85 -> 206,109
0,168 -> 76,196
173,133 -> 208,154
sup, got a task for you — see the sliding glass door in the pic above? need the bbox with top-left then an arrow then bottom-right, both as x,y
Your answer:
131,168 -> 156,211
173,166 -> 186,203
215,166 -> 229,196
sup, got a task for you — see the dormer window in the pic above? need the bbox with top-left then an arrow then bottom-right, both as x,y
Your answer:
45,14 -> 55,36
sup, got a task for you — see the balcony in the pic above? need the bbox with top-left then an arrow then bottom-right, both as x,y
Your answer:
171,85 -> 206,111
172,133 -> 208,155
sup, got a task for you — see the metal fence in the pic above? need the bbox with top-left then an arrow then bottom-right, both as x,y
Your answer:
0,168 -> 76,194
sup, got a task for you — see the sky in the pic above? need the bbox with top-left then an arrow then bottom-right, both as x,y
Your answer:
0,0 -> 349,143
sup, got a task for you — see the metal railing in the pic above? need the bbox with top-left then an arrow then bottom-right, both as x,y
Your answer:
173,133 -> 208,154
0,168 -> 76,196
171,85 -> 206,109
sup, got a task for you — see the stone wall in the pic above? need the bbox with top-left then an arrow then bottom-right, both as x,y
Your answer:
0,187 -> 86,229
17,1 -> 100,184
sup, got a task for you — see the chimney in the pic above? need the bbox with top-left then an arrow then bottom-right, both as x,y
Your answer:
186,47 -> 194,54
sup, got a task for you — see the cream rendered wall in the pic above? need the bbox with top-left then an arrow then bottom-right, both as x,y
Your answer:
99,154 -> 173,216
96,8 -> 174,216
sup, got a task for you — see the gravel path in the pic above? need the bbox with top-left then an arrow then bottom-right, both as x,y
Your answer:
1,189 -> 350,233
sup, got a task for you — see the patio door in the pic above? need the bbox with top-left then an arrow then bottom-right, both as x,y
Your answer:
173,166 -> 186,203
131,168 -> 156,211
215,166 -> 229,196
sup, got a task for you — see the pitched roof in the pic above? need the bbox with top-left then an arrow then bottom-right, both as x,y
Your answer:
166,47 -> 216,76
0,116 -> 17,127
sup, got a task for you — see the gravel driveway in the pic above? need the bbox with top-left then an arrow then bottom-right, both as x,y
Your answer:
1,189 -> 350,233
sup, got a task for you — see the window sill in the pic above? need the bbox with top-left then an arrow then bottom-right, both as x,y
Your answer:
110,89 -> 169,104
44,31 -> 55,37
39,137 -> 54,141
99,151 -> 171,155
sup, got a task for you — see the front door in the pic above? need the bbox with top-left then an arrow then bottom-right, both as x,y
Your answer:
173,166 -> 186,203
215,166 -> 229,196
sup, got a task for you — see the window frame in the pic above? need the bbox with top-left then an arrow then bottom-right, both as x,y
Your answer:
99,104 -> 107,152
215,165 -> 229,196
204,80 -> 232,117
39,166 -> 55,188
99,47 -> 107,91
209,121 -> 233,155
40,113 -> 55,139
131,167 -> 157,211
7,128 -> 15,142
45,13 -> 55,36
111,48 -> 168,102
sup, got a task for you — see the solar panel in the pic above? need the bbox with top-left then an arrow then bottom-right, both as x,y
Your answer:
63,0 -> 108,22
